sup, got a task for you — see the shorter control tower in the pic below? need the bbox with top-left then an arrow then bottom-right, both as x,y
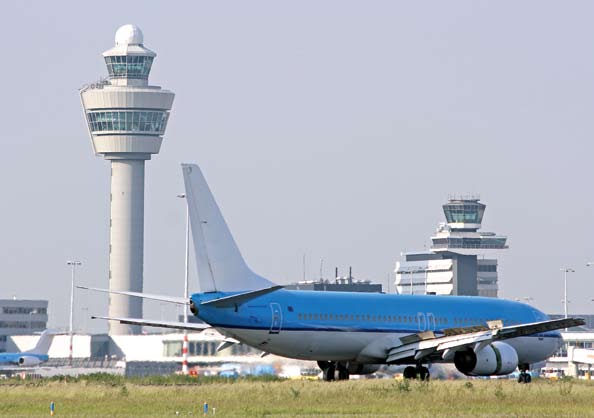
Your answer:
431,196 -> 508,256
395,196 -> 507,297
80,25 -> 175,334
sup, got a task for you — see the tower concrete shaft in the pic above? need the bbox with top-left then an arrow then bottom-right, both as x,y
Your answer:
109,160 -> 145,334
80,25 -> 175,334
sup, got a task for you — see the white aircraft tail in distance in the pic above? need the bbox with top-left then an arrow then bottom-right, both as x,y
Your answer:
82,164 -> 584,383
0,330 -> 57,367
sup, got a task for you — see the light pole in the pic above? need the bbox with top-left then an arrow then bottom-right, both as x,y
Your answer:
402,268 -> 420,295
177,193 -> 190,375
424,268 -> 428,295
28,309 -> 37,331
560,268 -> 575,321
66,260 -> 82,365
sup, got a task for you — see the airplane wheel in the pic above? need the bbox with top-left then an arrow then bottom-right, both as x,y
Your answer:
337,363 -> 350,380
403,366 -> 417,379
419,366 -> 430,381
318,361 -> 336,382
323,365 -> 336,381
525,373 -> 532,383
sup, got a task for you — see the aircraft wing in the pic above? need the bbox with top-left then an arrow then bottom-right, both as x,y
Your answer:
385,317 -> 583,364
92,316 -> 210,332
78,286 -> 188,305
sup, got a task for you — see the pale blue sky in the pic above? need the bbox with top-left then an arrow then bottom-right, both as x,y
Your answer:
1,1 -> 593,332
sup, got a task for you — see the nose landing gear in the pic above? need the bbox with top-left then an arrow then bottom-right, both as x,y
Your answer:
518,364 -> 532,384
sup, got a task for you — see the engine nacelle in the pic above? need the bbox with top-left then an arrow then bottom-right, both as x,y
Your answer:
18,356 -> 42,367
347,363 -> 380,375
189,300 -> 198,316
454,342 -> 518,376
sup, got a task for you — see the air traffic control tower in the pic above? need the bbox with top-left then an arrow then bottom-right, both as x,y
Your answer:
80,25 -> 175,334
395,196 -> 508,297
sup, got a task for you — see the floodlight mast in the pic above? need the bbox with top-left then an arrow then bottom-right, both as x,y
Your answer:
560,267 -> 575,331
80,25 -> 175,335
66,260 -> 82,364
177,193 -> 190,374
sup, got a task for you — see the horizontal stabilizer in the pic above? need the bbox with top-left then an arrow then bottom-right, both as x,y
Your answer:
216,338 -> 240,352
92,316 -> 210,332
78,286 -> 188,305
201,286 -> 284,308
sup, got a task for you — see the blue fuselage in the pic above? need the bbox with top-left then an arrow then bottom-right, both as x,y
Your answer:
191,290 -> 561,364
0,353 -> 48,365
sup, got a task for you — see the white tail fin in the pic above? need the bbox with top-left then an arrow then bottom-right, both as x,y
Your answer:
25,330 -> 55,355
181,164 -> 275,292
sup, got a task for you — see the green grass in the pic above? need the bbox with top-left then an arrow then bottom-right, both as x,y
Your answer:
0,375 -> 593,417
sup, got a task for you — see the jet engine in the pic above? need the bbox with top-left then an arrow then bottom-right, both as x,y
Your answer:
347,363 -> 380,375
18,356 -> 42,367
454,342 -> 518,376
189,300 -> 198,316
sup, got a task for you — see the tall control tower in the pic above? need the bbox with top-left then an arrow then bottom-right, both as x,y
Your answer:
80,25 -> 175,335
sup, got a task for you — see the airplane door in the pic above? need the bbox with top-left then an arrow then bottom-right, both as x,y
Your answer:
417,312 -> 427,332
427,313 -> 436,331
270,303 -> 282,334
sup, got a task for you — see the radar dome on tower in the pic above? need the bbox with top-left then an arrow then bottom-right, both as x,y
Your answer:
115,24 -> 144,46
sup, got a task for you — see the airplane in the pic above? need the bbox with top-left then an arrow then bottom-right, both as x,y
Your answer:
0,330 -> 56,367
81,163 -> 584,383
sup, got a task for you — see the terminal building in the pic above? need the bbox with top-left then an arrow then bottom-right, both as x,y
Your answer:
0,299 -> 48,353
395,196 -> 507,297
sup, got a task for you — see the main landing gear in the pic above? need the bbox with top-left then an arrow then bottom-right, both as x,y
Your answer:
403,365 -> 430,381
518,364 -> 532,384
318,361 -> 350,381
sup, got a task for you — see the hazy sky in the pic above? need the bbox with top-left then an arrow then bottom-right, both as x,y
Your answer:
1,1 -> 594,332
